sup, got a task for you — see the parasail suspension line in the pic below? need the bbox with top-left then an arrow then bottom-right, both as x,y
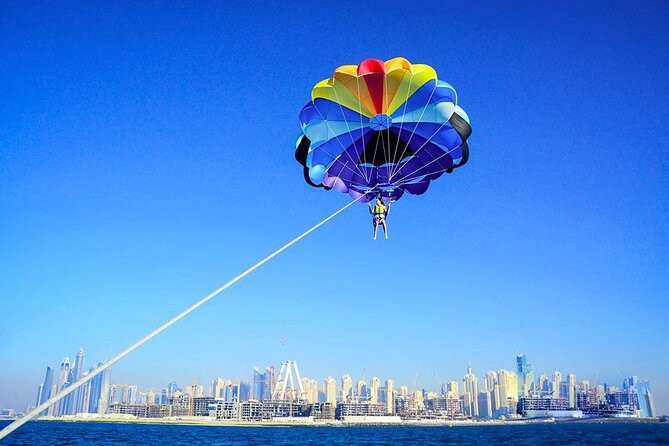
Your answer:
0,196 -> 362,441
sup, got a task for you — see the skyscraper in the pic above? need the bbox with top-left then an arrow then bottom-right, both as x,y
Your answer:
53,357 -> 71,416
370,377 -> 380,404
552,371 -> 562,399
516,354 -> 533,398
539,374 -> 549,396
211,378 -> 226,399
635,379 -> 655,417
386,379 -> 395,415
167,381 -> 179,398
462,366 -> 479,417
357,379 -> 368,402
496,369 -> 518,410
69,349 -> 85,414
484,371 -> 498,412
301,378 -> 319,403
36,366 -> 53,416
324,377 -> 337,405
341,375 -> 352,402
252,366 -> 266,400
567,374 -> 576,409
447,381 -> 459,398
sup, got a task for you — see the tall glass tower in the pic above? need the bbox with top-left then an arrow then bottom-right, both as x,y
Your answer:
635,379 -> 655,417
516,354 -> 533,398
253,367 -> 266,400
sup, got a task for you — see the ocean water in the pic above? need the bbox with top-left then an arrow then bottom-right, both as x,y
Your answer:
1,420 -> 668,445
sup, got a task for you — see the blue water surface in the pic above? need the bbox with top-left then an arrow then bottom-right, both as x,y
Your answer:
1,420 -> 668,445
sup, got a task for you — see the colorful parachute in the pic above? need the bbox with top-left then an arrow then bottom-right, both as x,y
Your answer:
295,57 -> 471,202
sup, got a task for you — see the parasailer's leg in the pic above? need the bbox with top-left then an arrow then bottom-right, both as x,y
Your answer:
373,217 -> 379,240
381,219 -> 388,239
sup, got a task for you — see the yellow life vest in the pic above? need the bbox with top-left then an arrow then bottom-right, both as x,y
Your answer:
374,203 -> 386,215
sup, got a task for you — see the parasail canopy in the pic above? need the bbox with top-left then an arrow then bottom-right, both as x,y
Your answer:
295,57 -> 471,202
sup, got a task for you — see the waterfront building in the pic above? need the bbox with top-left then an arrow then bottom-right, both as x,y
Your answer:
425,394 -> 464,419
518,396 -> 583,418
336,401 -> 386,418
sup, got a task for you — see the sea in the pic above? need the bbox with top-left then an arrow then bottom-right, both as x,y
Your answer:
1,420 -> 668,445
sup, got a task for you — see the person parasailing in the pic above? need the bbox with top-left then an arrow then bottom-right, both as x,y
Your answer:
368,196 -> 390,240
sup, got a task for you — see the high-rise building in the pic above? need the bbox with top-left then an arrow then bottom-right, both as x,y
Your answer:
567,374 -> 576,409
370,377 -> 380,404
301,378 -> 319,403
36,366 -> 54,416
484,371 -> 498,412
324,377 -> 337,405
635,379 -> 655,417
496,369 -> 518,409
516,354 -> 533,398
399,385 -> 408,400
92,366 -> 111,414
264,366 -> 276,400
552,371 -> 562,399
253,367 -> 266,400
478,390 -> 493,418
68,349 -> 85,414
186,384 -> 203,399
462,366 -> 479,417
53,357 -> 71,416
341,375 -> 352,402
167,381 -> 179,398
35,383 -> 45,408
447,381 -> 459,398
356,379 -> 367,402
386,379 -> 395,414
211,378 -> 226,399
128,385 -> 138,404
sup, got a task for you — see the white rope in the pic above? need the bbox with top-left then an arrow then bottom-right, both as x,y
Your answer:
0,196 -> 362,441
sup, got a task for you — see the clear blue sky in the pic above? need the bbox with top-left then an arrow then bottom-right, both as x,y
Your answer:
1,1 -> 668,414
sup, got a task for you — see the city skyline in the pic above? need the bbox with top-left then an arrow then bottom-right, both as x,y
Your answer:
9,348 -> 659,420
2,0 -> 667,424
